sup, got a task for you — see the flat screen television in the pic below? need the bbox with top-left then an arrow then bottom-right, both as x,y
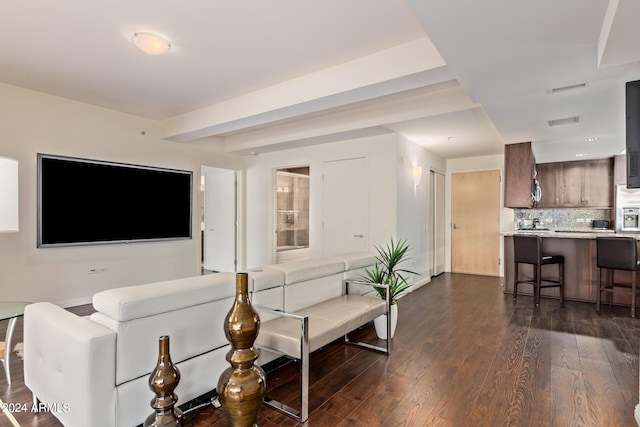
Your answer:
37,154 -> 193,247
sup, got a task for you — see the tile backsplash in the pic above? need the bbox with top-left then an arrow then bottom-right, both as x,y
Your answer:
514,208 -> 612,231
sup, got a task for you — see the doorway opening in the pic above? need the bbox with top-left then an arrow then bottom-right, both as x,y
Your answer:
275,166 -> 310,263
201,166 -> 237,274
430,170 -> 445,277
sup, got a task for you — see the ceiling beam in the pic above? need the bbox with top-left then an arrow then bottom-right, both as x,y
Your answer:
159,37 -> 447,142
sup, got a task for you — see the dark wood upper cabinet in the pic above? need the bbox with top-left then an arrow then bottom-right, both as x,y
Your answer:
536,158 -> 613,208
582,158 -> 614,207
536,162 -> 560,207
504,142 -> 534,208
561,161 -> 584,206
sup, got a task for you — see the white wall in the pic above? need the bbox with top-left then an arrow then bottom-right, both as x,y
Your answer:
396,136 -> 446,288
0,83 -> 243,306
0,82 -> 449,305
445,154 -> 511,276
243,134 -> 398,268
242,133 -> 446,290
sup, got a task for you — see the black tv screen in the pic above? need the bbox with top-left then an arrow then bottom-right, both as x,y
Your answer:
37,154 -> 193,247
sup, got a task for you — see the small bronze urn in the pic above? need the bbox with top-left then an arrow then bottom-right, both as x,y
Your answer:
144,335 -> 183,427
217,272 -> 266,427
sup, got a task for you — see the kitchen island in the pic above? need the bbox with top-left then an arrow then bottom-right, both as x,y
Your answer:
503,230 -> 640,305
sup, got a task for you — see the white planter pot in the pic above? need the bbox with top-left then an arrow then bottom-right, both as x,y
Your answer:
374,303 -> 398,340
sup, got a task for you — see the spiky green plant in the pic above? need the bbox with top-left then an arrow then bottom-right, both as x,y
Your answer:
360,237 -> 418,304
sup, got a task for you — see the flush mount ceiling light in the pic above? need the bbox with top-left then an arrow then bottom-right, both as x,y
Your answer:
132,32 -> 171,55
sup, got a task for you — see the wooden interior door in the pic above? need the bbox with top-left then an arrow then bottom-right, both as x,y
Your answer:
451,170 -> 500,276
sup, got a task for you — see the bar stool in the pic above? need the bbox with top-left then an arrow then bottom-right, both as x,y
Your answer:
513,235 -> 564,306
596,237 -> 640,318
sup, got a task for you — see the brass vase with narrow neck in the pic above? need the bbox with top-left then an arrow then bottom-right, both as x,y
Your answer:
217,272 -> 266,427
144,335 -> 183,427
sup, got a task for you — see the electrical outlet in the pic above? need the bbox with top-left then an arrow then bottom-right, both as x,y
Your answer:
576,218 -> 585,223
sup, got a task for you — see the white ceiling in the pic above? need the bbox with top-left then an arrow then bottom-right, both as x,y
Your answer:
1,0 -> 639,161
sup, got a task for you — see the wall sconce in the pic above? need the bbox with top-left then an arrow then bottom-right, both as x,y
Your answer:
413,166 -> 423,187
0,156 -> 19,233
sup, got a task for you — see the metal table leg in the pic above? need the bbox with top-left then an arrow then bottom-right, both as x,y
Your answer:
1,317 -> 17,385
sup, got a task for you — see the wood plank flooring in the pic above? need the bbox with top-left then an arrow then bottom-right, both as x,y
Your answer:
1,273 -> 638,426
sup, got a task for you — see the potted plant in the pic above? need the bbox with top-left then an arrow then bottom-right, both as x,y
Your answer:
361,237 -> 418,339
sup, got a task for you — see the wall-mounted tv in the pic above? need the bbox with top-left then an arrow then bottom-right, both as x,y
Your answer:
37,154 -> 193,247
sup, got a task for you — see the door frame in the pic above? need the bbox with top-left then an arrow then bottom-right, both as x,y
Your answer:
430,169 -> 445,277
273,164 -> 311,263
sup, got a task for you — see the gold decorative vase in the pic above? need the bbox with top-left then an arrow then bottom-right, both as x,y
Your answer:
144,335 -> 183,427
217,272 -> 266,427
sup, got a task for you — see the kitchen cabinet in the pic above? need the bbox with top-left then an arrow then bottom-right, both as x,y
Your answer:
504,142 -> 534,208
582,158 -> 614,207
536,162 -> 560,207
536,158 -> 613,208
536,161 -> 583,207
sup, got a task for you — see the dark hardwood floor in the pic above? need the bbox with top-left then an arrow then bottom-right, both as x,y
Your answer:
2,273 -> 638,426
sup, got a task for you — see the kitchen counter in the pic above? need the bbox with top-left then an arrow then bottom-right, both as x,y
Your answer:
501,229 -> 640,239
503,232 -> 640,304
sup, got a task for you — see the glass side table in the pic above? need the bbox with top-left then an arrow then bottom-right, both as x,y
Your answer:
0,302 -> 31,385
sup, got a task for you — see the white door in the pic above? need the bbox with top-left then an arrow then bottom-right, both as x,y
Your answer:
430,170 -> 445,276
202,166 -> 236,272
322,157 -> 368,256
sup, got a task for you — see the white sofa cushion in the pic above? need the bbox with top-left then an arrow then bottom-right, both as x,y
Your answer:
91,294 -> 233,386
284,273 -> 344,312
247,267 -> 285,291
24,303 -> 117,427
270,258 -> 345,285
334,251 -> 377,270
93,272 -> 236,321
256,294 -> 386,358
115,345 -> 227,427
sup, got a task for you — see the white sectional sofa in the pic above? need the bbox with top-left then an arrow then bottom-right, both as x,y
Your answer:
23,251 -> 379,427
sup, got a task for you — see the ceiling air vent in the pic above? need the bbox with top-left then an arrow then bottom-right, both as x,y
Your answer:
547,83 -> 588,94
548,116 -> 580,127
